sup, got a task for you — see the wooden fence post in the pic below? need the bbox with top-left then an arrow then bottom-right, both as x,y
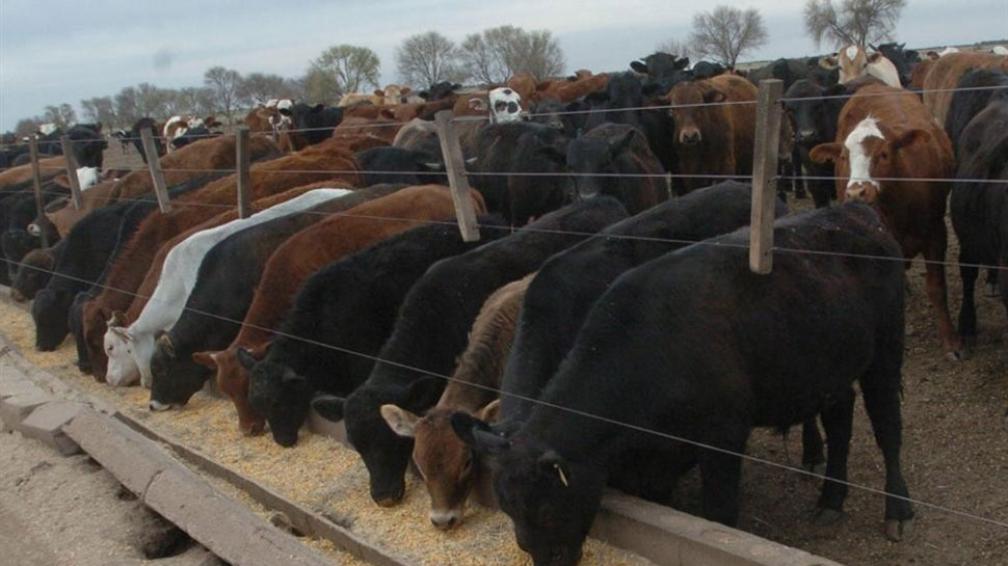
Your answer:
59,135 -> 84,209
434,110 -> 480,242
236,127 -> 252,219
749,79 -> 783,275
28,136 -> 50,248
140,127 -> 172,213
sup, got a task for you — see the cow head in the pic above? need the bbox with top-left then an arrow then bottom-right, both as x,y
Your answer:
566,128 -> 638,200
809,116 -> 931,203
246,352 -> 313,448
148,332 -> 210,411
485,88 -> 523,124
103,314 -> 141,387
11,247 -> 55,303
314,375 -> 445,507
666,79 -> 726,146
32,288 -> 70,351
783,80 -> 848,147
381,401 -> 501,530
452,413 -> 607,566
192,348 -> 266,436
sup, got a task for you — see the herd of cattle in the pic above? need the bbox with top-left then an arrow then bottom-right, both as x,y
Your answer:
0,43 -> 1006,566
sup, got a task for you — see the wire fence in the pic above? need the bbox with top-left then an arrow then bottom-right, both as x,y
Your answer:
1,242 -> 1007,533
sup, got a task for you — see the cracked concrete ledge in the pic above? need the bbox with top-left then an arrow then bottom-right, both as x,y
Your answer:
0,283 -> 843,566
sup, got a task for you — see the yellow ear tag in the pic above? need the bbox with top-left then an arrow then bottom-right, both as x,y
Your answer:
554,464 -> 569,487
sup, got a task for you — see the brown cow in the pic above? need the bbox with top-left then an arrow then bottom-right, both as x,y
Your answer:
664,74 -> 757,192
80,137 -> 362,379
922,52 -> 1008,125
333,114 -> 401,144
196,184 -> 487,435
0,157 -> 64,190
380,274 -> 532,529
810,84 -> 961,358
537,73 -> 609,103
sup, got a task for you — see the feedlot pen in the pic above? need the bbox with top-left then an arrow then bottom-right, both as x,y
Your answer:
0,204 -> 1006,566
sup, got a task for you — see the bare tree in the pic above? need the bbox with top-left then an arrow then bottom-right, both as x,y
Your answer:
238,73 -> 291,107
396,31 -> 462,88
458,25 -> 566,84
15,118 -> 43,137
804,0 -> 907,48
81,96 -> 117,127
656,38 -> 694,60
311,44 -> 381,94
203,66 -> 243,122
689,6 -> 768,68
42,104 -> 77,128
301,65 -> 343,104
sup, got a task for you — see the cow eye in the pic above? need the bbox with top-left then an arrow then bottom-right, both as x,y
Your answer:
494,101 -> 508,112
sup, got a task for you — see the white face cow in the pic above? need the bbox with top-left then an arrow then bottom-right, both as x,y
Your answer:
488,87 -> 524,124
104,325 -> 141,387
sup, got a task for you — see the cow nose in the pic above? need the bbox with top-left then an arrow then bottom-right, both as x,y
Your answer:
507,102 -> 518,113
798,129 -> 816,142
148,399 -> 173,412
10,288 -> 26,303
680,130 -> 701,145
430,511 -> 460,530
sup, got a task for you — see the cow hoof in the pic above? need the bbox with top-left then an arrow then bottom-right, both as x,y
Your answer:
885,518 -> 912,541
945,350 -> 963,362
804,462 -> 827,476
813,507 -> 844,527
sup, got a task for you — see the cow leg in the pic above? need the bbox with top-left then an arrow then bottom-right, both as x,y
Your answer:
814,387 -> 854,525
698,423 -> 749,526
801,416 -> 825,473
957,256 -> 979,342
861,382 -> 914,541
922,227 -> 962,359
985,268 -> 999,298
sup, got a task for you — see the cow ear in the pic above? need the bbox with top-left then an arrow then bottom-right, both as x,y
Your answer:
403,376 -> 444,410
418,90 -> 431,100
809,142 -> 842,164
156,333 -> 176,359
380,405 -> 420,438
820,56 -> 839,70
282,368 -> 306,384
311,103 -> 325,113
891,129 -> 930,151
630,61 -> 649,74
824,83 -> 849,97
450,412 -> 510,455
538,450 -> 571,487
609,129 -> 637,157
108,310 -> 128,328
477,399 -> 501,423
311,394 -> 346,422
468,98 -> 488,112
236,347 -> 258,371
867,52 -> 883,63
192,351 -> 218,371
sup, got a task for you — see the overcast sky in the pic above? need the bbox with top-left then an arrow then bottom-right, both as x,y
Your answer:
1,0 -> 1005,130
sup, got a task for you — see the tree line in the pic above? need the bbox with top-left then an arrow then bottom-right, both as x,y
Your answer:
9,1 -> 905,136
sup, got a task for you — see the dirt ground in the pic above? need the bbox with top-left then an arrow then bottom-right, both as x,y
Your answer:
0,427 -> 219,566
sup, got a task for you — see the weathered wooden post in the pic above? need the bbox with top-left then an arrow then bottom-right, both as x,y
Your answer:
28,136 -> 50,248
140,127 -> 172,213
59,135 -> 84,209
236,127 -> 252,219
749,79 -> 783,274
434,110 -> 480,242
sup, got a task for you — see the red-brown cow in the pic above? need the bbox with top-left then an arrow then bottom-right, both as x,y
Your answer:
194,185 -> 487,434
811,84 -> 961,358
664,74 -> 757,193
380,274 -> 531,529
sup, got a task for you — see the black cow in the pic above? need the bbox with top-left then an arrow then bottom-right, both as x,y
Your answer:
951,98 -> 1008,341
419,82 -> 461,101
692,60 -> 726,79
149,185 -> 406,410
469,122 -> 572,225
246,216 -> 508,447
783,79 -> 850,207
875,43 -> 921,87
354,147 -> 445,186
312,198 -> 630,506
945,69 -> 1008,157
11,241 -> 64,303
290,103 -> 344,146
125,118 -> 164,163
748,57 -> 838,90
566,123 -> 668,213
63,124 -> 107,169
529,99 -> 587,138
629,52 -> 692,92
454,202 -> 913,566
2,187 -> 67,280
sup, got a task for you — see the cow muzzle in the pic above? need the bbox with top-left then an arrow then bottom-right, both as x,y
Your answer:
679,128 -> 701,145
845,182 -> 879,203
10,288 -> 26,303
430,509 -> 462,530
148,399 -> 177,412
797,129 -> 817,144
